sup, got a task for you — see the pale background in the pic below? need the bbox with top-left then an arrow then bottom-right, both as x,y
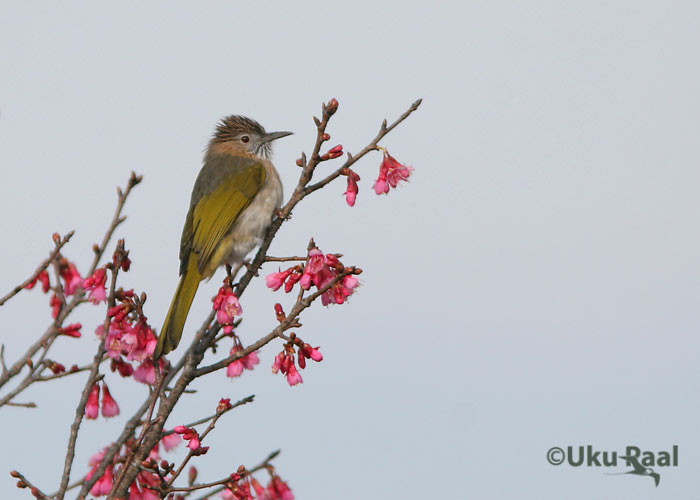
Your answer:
1,2 -> 699,499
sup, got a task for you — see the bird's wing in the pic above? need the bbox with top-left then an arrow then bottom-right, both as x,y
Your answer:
179,154 -> 266,275
619,456 -> 646,474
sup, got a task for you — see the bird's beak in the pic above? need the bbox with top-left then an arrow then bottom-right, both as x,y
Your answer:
262,131 -> 293,143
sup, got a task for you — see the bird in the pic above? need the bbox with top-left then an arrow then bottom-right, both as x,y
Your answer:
154,116 -> 292,359
606,455 -> 660,487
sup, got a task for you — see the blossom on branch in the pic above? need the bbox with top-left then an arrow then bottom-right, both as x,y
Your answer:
373,150 -> 414,195
101,382 -> 120,418
174,425 -> 209,454
83,268 -> 108,304
226,345 -> 260,378
343,168 -> 361,206
214,284 -> 243,334
59,322 -> 82,338
25,270 -> 51,293
60,261 -> 83,296
85,383 -> 100,419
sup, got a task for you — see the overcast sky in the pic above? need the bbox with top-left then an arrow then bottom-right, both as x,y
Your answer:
2,2 -> 700,499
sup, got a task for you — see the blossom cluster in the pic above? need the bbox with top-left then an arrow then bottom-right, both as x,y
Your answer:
86,431 -> 181,499
266,245 -> 359,306
213,282 -> 243,334
270,327 -> 323,387
220,473 -> 294,500
85,381 -> 120,419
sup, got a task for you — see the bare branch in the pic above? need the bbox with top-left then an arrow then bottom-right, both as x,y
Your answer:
0,230 -> 75,307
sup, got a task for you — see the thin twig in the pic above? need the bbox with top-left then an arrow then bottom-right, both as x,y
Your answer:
304,98 -> 422,195
263,256 -> 307,263
0,230 -> 75,307
186,449 -> 280,499
55,240 -> 125,500
9,469 -> 51,499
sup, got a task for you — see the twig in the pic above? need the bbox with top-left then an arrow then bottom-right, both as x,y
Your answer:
187,450 -> 280,499
77,313 -> 215,499
0,173 -> 140,394
88,172 -> 142,276
304,98 -> 422,195
263,256 -> 308,263
0,230 -> 75,307
55,240 -> 125,500
4,401 -> 36,408
9,470 -> 51,499
161,395 -> 255,437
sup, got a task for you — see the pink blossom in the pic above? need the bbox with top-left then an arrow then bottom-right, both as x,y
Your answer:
25,270 -> 51,293
101,382 -> 120,418
85,383 -> 100,419
321,274 -> 360,306
213,286 -> 242,333
322,144 -> 344,160
268,476 -> 295,500
284,270 -> 302,292
110,358 -> 134,377
83,268 -> 108,304
251,477 -> 266,498
61,262 -> 83,296
286,364 -> 303,386
374,152 -> 413,195
242,350 -> 260,370
59,323 -> 82,338
90,465 -> 114,496
226,358 -> 244,378
50,293 -> 62,319
266,269 -> 292,291
133,358 -> 164,385
161,432 -> 181,452
226,346 -> 260,378
301,344 -> 323,362
344,169 -> 361,207
174,426 -> 207,453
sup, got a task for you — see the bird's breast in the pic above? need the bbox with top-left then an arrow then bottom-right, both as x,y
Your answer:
227,162 -> 283,263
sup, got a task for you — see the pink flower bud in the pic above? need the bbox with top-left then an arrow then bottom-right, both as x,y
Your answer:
101,382 -> 120,418
85,383 -> 100,419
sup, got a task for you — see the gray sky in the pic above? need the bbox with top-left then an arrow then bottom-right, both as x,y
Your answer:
2,2 -> 699,499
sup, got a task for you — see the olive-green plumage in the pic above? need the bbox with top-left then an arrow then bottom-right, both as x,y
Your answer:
154,117 -> 292,359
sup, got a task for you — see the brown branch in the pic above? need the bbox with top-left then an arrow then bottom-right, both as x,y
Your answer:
186,449 -> 280,499
0,172 -> 140,394
304,98 -> 422,195
164,395 -> 255,491
76,313 -> 216,499
9,469 -> 51,499
0,230 -> 74,308
263,256 -> 308,263
55,240 -> 125,500
161,394 -> 255,437
196,267 -> 357,377
88,172 -> 142,276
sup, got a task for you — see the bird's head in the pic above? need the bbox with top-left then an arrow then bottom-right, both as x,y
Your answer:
209,115 -> 292,160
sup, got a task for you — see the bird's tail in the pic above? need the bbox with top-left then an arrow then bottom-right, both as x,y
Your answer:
154,258 -> 201,359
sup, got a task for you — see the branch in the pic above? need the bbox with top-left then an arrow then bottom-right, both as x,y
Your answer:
304,98 -> 422,195
0,172 -> 140,394
0,231 -> 74,307
55,240 -> 125,500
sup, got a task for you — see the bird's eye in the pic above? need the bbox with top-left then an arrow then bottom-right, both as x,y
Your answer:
241,135 -> 250,143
